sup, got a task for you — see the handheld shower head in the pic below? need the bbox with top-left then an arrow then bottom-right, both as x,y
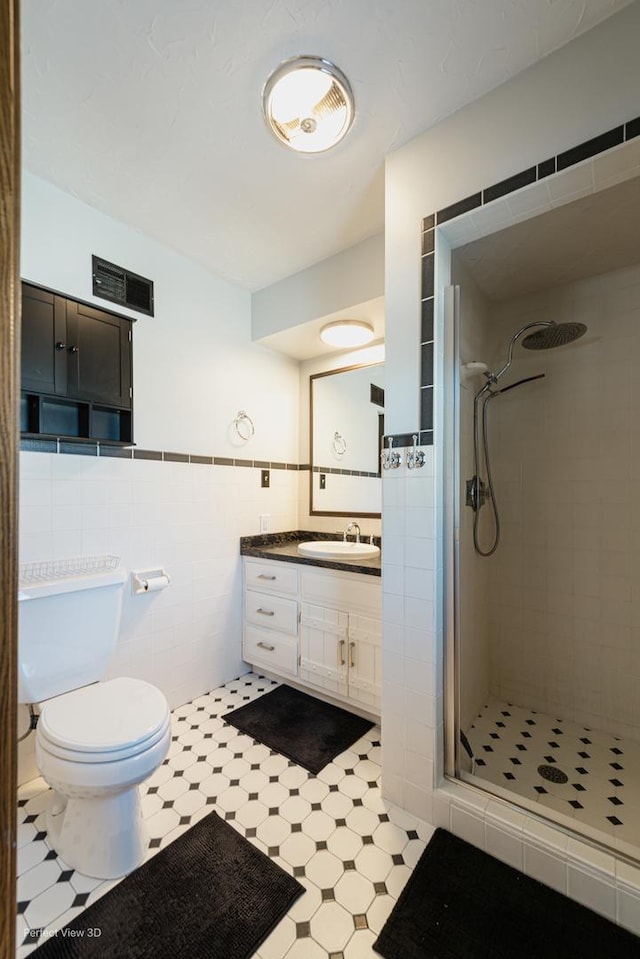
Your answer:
521,322 -> 587,350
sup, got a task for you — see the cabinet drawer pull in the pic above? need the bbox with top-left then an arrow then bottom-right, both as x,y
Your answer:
257,574 -> 276,581
55,341 -> 66,351
349,641 -> 356,668
256,607 -> 275,616
338,639 -> 346,666
68,345 -> 79,354
257,641 -> 275,652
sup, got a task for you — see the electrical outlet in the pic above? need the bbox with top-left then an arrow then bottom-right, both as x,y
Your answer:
260,513 -> 270,534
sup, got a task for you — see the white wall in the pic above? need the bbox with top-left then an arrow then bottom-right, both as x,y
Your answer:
383,2 -> 640,923
18,174 -> 300,783
252,234 -> 384,339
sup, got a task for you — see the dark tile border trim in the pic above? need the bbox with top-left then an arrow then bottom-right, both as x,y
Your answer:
20,439 -> 305,473
313,465 -> 380,478
418,115 -> 640,435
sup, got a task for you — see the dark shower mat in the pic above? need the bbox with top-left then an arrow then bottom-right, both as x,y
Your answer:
374,828 -> 640,959
225,684 -> 374,774
30,811 -> 303,959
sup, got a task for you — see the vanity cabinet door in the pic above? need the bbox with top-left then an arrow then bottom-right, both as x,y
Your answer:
299,604 -> 349,696
346,613 -> 382,712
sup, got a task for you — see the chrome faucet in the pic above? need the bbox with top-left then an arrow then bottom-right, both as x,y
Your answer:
343,521 -> 361,543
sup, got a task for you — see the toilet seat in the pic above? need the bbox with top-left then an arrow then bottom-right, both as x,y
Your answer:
38,677 -> 170,764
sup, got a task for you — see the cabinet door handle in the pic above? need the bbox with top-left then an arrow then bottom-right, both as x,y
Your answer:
257,574 -> 276,581
256,607 -> 275,616
349,641 -> 356,668
338,639 -> 346,666
55,341 -> 66,351
257,641 -> 275,651
68,345 -> 79,354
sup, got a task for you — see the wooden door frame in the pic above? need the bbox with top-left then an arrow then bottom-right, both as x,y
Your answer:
0,1 -> 20,957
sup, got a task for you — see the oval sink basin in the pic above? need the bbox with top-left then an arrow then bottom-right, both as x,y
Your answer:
297,540 -> 380,560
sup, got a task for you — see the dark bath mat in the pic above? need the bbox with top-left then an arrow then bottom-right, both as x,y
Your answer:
225,684 -> 374,775
374,828 -> 640,959
30,811 -> 303,959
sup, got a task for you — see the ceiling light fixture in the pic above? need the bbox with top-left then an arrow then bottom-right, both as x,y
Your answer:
320,320 -> 374,348
262,55 -> 354,154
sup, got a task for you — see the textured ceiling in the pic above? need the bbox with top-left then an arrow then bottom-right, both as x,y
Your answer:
21,0 -> 630,292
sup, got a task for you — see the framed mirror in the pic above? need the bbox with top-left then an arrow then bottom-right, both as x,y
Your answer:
309,361 -> 384,517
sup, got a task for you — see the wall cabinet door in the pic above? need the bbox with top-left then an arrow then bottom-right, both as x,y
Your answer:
21,285 -> 67,395
65,299 -> 132,408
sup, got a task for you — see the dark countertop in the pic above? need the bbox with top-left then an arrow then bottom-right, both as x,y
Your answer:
240,530 -> 381,577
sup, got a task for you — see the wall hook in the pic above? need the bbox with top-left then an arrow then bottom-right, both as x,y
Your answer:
407,434 -> 425,469
381,436 -> 402,470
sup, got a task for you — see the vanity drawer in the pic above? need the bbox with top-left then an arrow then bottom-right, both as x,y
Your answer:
245,560 -> 298,596
244,626 -> 298,677
245,589 -> 298,635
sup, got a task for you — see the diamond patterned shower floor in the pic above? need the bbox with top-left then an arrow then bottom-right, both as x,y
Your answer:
16,674 -> 432,959
466,698 -> 640,853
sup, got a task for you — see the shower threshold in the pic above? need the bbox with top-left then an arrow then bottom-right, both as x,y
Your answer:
464,698 -> 640,859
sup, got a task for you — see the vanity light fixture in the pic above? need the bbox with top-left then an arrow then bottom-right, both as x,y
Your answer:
319,320 -> 375,348
262,55 -> 354,153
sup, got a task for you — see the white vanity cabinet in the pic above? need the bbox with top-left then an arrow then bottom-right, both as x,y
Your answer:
242,557 -> 381,716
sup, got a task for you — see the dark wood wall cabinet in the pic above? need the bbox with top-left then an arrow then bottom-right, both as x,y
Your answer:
21,282 -> 134,445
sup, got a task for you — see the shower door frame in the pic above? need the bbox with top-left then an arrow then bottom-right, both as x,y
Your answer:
438,189 -> 640,865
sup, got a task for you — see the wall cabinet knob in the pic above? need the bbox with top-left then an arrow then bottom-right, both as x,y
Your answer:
55,341 -> 66,351
68,345 -> 78,354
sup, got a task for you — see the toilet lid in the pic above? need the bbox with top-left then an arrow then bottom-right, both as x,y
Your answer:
39,677 -> 170,754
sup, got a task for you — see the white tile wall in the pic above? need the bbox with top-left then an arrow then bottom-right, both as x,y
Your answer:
483,262 -> 640,741
17,450 -> 299,784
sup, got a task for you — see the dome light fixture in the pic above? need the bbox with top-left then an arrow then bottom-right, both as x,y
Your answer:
262,55 -> 354,154
320,320 -> 374,348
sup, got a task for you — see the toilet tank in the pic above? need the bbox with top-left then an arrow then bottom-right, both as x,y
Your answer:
18,565 -> 127,704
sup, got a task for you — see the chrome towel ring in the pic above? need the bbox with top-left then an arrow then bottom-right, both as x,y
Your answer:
332,431 -> 347,456
233,410 -> 255,441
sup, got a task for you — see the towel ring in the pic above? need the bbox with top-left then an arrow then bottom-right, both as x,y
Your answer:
332,431 -> 347,456
233,410 -> 255,441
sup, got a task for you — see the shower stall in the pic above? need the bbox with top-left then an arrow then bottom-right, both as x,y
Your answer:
446,176 -> 640,862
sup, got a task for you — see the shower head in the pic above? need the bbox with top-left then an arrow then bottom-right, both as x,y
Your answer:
521,322 -> 587,350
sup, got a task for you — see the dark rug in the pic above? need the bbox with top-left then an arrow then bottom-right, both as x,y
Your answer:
225,684 -> 374,775
31,811 -> 303,959
374,828 -> 640,959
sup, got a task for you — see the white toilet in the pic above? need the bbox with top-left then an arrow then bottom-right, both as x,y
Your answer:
18,564 -> 171,879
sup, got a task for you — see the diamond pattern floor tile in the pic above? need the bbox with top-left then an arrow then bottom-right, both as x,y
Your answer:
16,672 -> 431,958
466,697 -> 640,849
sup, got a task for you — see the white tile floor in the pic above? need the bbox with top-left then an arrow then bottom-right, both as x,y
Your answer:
16,673 -> 433,958
466,698 -> 640,852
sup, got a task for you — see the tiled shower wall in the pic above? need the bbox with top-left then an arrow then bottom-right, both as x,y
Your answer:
485,261 -> 640,741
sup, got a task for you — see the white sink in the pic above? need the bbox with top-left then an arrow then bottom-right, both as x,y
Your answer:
297,540 -> 380,560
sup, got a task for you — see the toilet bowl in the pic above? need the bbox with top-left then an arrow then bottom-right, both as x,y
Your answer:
35,677 -> 171,878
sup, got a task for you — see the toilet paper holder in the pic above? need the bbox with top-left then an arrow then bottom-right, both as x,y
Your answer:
131,569 -> 171,595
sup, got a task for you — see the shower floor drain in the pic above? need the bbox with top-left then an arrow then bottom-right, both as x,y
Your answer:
537,764 -> 568,784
